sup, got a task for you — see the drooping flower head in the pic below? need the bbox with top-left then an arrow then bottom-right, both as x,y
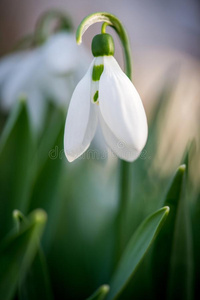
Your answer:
0,11 -> 89,132
64,24 -> 148,162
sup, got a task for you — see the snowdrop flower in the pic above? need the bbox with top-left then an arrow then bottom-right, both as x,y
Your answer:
64,33 -> 148,162
39,32 -> 90,106
0,32 -> 89,131
0,48 -> 45,129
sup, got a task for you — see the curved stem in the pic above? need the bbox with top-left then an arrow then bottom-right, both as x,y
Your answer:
76,12 -> 133,263
76,12 -> 132,79
101,22 -> 108,34
34,10 -> 73,45
13,34 -> 34,51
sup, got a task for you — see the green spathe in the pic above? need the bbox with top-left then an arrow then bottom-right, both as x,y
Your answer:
92,33 -> 115,57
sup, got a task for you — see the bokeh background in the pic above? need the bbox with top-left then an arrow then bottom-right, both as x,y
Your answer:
0,1 -> 200,300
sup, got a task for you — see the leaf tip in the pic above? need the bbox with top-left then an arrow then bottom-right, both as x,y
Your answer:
178,164 -> 186,173
32,209 -> 47,224
76,30 -> 82,45
163,206 -> 170,215
12,209 -> 25,222
101,284 -> 110,293
18,93 -> 28,104
76,38 -> 82,45
86,284 -> 110,300
13,209 -> 21,219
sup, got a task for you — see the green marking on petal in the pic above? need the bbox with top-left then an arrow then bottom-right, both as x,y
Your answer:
92,64 -> 104,81
93,91 -> 99,102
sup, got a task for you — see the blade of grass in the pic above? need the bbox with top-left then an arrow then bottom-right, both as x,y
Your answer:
0,209 -> 47,300
106,206 -> 169,300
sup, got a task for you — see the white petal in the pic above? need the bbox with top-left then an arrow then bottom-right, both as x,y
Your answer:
90,122 -> 109,160
99,113 -> 141,162
1,49 -> 42,110
99,56 -> 148,158
0,51 -> 26,84
43,32 -> 80,74
40,72 -> 73,107
64,59 -> 98,162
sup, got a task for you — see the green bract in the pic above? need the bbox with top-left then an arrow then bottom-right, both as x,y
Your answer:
92,33 -> 115,57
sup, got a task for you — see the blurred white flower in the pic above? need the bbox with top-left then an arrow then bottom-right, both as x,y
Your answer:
0,32 -> 90,131
64,55 -> 148,162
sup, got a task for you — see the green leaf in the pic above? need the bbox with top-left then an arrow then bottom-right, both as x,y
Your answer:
30,130 -> 64,250
152,164 -> 194,300
192,192 -> 200,300
167,179 -> 193,299
13,209 -> 27,232
12,210 -> 53,300
0,98 -> 34,239
165,164 -> 186,210
181,140 -> 195,169
36,103 -> 64,168
106,206 -> 169,300
0,209 -> 47,300
152,165 -> 186,298
86,285 -> 110,300
19,248 -> 53,300
28,104 -> 65,250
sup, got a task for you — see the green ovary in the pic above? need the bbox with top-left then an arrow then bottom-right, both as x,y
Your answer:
91,33 -> 115,57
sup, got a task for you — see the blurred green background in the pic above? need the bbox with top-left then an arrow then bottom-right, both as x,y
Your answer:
0,1 -> 199,299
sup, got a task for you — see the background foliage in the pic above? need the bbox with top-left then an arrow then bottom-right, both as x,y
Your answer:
0,7 -> 199,300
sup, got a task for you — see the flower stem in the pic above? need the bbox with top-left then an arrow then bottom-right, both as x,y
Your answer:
76,11 -> 133,265
34,10 -> 72,45
76,12 -> 132,79
115,161 -> 131,263
115,36 -> 132,260
101,22 -> 108,34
